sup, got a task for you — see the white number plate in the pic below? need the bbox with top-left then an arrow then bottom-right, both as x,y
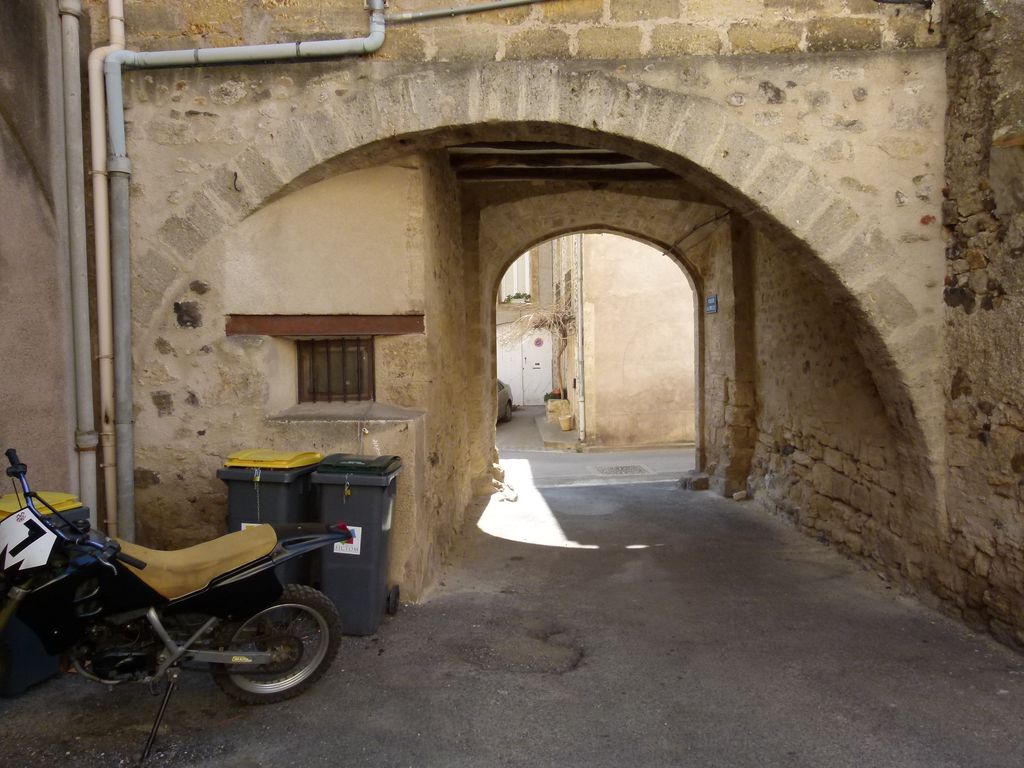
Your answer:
0,508 -> 57,572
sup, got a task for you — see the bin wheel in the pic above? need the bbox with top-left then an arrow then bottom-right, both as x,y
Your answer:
385,585 -> 400,616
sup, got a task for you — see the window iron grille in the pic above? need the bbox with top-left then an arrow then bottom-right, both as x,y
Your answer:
297,337 -> 374,403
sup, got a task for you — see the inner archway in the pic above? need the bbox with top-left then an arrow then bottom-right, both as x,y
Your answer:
494,232 -> 698,451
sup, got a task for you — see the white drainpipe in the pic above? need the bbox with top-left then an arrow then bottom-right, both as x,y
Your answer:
574,235 -> 586,442
58,0 -> 99,518
87,0 -> 125,536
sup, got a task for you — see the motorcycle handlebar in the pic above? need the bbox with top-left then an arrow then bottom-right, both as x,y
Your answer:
5,448 -> 26,478
114,550 -> 147,570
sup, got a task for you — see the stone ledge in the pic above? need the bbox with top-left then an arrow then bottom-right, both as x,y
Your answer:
268,401 -> 424,422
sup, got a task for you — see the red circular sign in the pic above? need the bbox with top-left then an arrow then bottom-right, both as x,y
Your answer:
534,337 -> 544,347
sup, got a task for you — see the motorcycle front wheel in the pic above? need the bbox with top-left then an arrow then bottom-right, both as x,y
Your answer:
211,584 -> 342,704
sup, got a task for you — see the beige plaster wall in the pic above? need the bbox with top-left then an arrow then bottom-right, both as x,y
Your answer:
581,233 -> 696,446
223,164 -> 425,315
0,1 -> 76,494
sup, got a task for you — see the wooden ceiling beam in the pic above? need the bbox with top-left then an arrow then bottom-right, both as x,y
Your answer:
450,152 -> 651,170
455,168 -> 679,183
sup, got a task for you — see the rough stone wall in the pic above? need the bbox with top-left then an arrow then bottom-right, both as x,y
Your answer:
749,231 -> 907,571
0,1 -> 76,492
691,219 -> 756,495
84,0 -> 940,59
581,233 -> 697,447
413,151 -> 474,589
942,0 -> 1024,645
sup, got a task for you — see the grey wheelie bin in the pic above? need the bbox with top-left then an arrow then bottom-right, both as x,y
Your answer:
312,454 -> 402,636
0,492 -> 90,696
216,449 -> 322,585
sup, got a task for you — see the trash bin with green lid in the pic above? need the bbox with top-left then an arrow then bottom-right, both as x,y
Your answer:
312,454 -> 402,636
0,492 -> 89,696
216,449 -> 322,585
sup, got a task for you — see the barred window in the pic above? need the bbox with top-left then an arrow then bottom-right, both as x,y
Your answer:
297,338 -> 374,403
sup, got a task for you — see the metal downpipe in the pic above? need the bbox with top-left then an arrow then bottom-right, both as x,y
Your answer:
58,0 -> 99,517
109,163 -> 134,540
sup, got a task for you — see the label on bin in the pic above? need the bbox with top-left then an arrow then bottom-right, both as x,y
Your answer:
334,526 -> 362,556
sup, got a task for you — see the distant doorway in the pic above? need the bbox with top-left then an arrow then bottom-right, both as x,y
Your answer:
498,328 -> 552,407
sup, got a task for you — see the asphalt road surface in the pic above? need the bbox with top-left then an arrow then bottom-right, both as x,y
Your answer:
2,475 -> 1023,767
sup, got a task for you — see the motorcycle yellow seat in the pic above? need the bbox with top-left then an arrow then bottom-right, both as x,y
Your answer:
115,525 -> 278,600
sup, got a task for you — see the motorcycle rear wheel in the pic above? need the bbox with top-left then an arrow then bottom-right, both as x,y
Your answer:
212,584 -> 341,704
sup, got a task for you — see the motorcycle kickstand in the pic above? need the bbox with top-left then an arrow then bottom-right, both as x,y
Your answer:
139,668 -> 180,764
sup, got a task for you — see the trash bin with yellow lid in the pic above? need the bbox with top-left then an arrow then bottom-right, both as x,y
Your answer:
0,491 -> 90,531
0,490 -> 83,516
216,449 -> 323,585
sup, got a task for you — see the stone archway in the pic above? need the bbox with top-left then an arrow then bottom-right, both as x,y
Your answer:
140,61 -> 942,492
125,59 -> 947,592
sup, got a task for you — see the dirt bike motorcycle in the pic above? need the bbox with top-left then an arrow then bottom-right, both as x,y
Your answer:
0,448 -> 352,760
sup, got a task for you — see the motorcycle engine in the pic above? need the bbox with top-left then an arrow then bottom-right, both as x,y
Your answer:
91,647 -> 157,679
75,618 -> 159,682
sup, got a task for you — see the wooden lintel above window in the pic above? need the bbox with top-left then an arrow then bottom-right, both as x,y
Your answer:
225,314 -> 424,337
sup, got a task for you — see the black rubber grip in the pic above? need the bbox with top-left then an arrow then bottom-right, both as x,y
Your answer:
5,448 -> 26,477
115,551 -> 147,570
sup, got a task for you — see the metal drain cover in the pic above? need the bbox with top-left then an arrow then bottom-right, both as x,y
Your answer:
593,464 -> 650,476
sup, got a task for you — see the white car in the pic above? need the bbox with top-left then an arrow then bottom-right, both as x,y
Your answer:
496,379 -> 513,423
